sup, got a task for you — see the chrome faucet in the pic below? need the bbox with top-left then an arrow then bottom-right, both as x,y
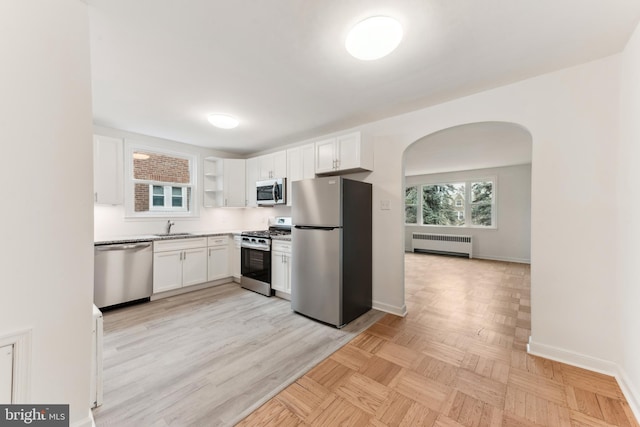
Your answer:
166,220 -> 175,234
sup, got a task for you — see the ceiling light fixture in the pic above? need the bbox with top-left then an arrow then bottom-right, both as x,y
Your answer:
207,113 -> 239,129
132,152 -> 150,160
345,16 -> 403,60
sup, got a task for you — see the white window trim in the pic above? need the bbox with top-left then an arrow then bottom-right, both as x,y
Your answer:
407,177 -> 497,229
404,186 -> 419,225
149,185 -> 188,212
124,141 -> 199,218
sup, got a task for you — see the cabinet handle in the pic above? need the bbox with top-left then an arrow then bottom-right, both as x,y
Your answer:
94,192 -> 98,202
225,198 -> 228,206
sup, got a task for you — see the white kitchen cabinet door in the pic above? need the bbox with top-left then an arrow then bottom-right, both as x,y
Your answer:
153,250 -> 183,293
315,138 -> 336,174
258,155 -> 274,180
272,240 -> 292,294
245,157 -> 259,207
287,144 -> 315,206
223,159 -> 246,207
336,132 -> 361,171
182,247 -> 208,287
286,148 -> 302,207
273,150 -> 287,178
93,135 -> 123,205
232,236 -> 241,280
283,254 -> 291,293
258,151 -> 287,179
207,246 -> 230,281
271,250 -> 287,293
301,144 -> 316,180
0,344 -> 12,403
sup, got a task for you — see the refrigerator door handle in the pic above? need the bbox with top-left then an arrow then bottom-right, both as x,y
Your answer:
294,225 -> 339,231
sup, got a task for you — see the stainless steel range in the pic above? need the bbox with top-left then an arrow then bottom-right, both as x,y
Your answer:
240,217 -> 291,296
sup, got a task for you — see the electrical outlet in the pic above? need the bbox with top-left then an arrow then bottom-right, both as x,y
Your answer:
380,200 -> 391,210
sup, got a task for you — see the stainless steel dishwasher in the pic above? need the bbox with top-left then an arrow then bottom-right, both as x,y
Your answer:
94,241 -> 153,309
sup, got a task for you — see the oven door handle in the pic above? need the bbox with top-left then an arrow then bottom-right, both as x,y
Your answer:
241,243 -> 270,251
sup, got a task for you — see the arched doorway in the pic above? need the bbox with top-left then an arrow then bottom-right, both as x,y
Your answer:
401,121 -> 533,314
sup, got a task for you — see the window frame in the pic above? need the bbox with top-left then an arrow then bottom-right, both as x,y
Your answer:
124,141 -> 199,219
404,186 -> 419,225
405,176 -> 497,229
148,185 -> 188,213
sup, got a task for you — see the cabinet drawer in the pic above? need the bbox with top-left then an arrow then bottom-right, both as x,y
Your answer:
272,240 -> 292,253
207,235 -> 229,246
154,237 -> 207,253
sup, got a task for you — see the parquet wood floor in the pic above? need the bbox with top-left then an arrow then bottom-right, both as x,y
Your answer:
238,253 -> 639,427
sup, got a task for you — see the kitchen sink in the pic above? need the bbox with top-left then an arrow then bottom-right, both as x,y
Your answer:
154,232 -> 193,237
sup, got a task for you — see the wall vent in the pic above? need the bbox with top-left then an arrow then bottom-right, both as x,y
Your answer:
412,233 -> 473,258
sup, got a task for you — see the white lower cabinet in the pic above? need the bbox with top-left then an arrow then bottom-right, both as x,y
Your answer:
182,248 -> 208,287
153,238 -> 208,293
232,235 -> 241,281
271,240 -> 292,295
207,236 -> 230,281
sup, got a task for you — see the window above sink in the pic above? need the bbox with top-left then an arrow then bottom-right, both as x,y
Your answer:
124,142 -> 198,219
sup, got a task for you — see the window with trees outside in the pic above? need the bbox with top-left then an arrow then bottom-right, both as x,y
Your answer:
405,179 -> 495,227
405,186 -> 418,224
125,143 -> 197,217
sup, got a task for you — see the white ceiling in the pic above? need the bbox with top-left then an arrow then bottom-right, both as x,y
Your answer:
88,0 -> 640,155
404,122 -> 532,176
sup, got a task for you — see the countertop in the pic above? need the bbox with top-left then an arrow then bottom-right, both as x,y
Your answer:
95,230 -> 242,246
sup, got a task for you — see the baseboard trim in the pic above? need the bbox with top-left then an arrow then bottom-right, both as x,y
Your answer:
616,366 -> 640,424
71,411 -> 94,427
474,255 -> 531,264
405,250 -> 530,264
150,278 -> 235,301
527,337 -> 640,423
527,338 -> 617,376
372,300 -> 407,317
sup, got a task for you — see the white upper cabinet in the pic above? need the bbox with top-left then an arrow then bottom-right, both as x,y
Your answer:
257,151 -> 287,179
314,131 -> 373,175
222,159 -> 246,207
93,135 -> 124,205
315,138 -> 336,174
203,157 -> 246,207
245,157 -> 259,207
286,143 -> 315,206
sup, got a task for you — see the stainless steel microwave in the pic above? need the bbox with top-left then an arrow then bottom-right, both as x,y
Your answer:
256,178 -> 286,205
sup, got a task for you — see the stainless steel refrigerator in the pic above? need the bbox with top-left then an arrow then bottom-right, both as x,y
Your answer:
291,177 -> 372,327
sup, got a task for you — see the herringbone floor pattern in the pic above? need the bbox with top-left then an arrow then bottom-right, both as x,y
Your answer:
238,253 -> 639,426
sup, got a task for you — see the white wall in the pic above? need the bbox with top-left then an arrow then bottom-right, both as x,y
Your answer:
617,19 -> 640,418
341,54 -> 622,372
404,164 -> 532,263
0,1 -> 94,426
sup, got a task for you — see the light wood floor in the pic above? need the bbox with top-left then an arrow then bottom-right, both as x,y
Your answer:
239,253 -> 639,427
91,283 -> 384,427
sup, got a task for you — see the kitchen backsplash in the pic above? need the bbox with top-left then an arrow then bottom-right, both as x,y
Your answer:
94,204 -> 292,240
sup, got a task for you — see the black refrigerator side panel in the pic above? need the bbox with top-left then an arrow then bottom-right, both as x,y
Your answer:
341,179 -> 373,325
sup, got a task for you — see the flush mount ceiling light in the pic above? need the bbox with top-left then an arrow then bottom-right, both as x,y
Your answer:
345,16 -> 403,60
207,113 -> 239,129
132,152 -> 150,160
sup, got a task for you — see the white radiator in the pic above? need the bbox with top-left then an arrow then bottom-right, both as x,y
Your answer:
412,233 -> 473,258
